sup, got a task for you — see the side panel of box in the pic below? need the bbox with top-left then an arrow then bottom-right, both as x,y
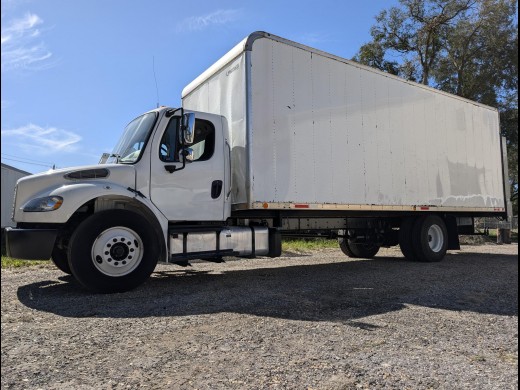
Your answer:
249,38 -> 505,210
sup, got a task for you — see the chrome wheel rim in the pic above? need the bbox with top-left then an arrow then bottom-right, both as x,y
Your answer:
91,227 -> 143,277
427,224 -> 444,253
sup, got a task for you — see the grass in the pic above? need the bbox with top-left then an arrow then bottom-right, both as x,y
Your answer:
282,237 -> 338,252
1,256 -> 49,268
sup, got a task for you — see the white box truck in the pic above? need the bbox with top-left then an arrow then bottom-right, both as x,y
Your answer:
6,32 -> 510,293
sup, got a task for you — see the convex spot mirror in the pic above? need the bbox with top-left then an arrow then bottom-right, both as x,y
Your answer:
183,147 -> 194,162
181,113 -> 195,145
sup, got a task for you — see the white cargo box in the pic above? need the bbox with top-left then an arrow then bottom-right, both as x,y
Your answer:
182,32 -> 506,214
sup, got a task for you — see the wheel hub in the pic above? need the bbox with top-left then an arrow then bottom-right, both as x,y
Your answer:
427,224 -> 444,253
91,227 -> 143,277
110,242 -> 129,261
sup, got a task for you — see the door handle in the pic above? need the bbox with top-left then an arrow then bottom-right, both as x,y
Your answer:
211,180 -> 223,199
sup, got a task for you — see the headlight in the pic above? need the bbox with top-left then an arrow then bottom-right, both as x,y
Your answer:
22,196 -> 63,212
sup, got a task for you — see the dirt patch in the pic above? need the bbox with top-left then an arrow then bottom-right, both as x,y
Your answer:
1,244 -> 518,389
459,234 -> 495,245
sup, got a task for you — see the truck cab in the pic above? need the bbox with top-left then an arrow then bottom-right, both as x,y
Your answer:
6,107 -> 271,293
126,107 -> 232,222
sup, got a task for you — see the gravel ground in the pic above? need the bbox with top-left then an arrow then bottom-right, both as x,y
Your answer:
1,243 -> 518,390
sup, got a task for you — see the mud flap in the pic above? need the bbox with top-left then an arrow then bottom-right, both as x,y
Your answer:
445,216 -> 460,250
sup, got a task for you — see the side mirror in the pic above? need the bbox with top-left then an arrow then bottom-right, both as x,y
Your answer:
182,113 -> 195,145
99,153 -> 110,164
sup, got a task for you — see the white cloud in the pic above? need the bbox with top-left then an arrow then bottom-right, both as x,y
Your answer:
1,13 -> 53,71
178,9 -> 241,32
1,124 -> 82,155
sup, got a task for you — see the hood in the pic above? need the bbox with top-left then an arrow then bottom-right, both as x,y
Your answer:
15,164 -> 136,213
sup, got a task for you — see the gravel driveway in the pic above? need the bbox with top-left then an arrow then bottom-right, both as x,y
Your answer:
1,244 -> 518,389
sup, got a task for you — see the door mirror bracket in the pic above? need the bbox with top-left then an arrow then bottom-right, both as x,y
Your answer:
164,165 -> 177,173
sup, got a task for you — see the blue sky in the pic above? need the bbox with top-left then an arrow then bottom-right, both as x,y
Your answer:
1,0 -> 397,173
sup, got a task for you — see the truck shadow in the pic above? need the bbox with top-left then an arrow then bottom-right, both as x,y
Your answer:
16,252 -> 518,322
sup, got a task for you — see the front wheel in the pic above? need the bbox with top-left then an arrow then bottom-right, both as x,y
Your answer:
51,246 -> 72,274
67,210 -> 160,293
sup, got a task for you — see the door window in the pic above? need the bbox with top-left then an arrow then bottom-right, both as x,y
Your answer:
159,118 -> 215,162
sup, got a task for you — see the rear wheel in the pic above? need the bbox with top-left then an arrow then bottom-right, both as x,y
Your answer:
339,236 -> 356,257
339,236 -> 380,258
411,215 -> 448,262
68,210 -> 160,293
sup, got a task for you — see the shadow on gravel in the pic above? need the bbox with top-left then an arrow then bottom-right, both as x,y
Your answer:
17,252 -> 518,322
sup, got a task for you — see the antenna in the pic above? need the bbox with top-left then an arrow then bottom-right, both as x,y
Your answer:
153,56 -> 160,108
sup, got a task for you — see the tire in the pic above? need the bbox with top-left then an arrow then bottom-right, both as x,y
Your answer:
338,236 -> 357,257
51,246 -> 72,274
399,217 -> 417,261
411,215 -> 448,262
339,237 -> 380,258
67,210 -> 160,293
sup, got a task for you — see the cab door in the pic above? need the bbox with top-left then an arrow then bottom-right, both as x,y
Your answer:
149,112 -> 225,221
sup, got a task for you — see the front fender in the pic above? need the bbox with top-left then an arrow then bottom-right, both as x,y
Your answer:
16,182 -> 170,263
15,182 -> 166,227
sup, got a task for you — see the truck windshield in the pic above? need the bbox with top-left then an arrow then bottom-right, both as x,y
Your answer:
109,112 -> 158,164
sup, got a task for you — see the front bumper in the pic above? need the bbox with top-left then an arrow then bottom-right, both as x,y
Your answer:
5,227 -> 57,260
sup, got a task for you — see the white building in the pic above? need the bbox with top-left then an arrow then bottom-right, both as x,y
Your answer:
1,163 -> 30,228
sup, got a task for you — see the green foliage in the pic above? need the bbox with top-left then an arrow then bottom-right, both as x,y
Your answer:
282,238 -> 338,252
353,41 -> 401,75
500,102 -> 519,214
1,256 -> 48,268
369,0 -> 476,84
432,0 -> 517,104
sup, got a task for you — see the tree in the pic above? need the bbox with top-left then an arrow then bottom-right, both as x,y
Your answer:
369,0 -> 476,84
433,0 -> 517,103
352,41 -> 401,76
500,98 -> 519,214
353,0 -> 518,213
